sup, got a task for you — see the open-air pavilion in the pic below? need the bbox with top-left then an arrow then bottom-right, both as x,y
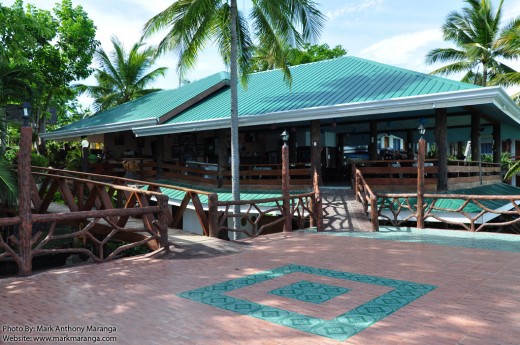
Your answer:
41,56 -> 520,233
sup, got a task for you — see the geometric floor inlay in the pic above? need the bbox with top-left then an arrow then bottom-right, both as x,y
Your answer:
178,264 -> 437,341
269,280 -> 350,304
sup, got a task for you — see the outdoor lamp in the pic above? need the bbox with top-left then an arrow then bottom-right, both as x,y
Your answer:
81,138 -> 89,148
21,102 -> 31,127
418,124 -> 426,138
280,130 -> 289,144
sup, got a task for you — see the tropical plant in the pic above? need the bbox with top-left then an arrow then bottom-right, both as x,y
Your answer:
76,37 -> 167,112
0,157 -> 18,207
491,18 -> 520,102
142,0 -> 325,223
252,43 -> 346,72
426,0 -> 518,86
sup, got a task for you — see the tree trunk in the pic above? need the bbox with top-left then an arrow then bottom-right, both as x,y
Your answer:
230,0 -> 240,234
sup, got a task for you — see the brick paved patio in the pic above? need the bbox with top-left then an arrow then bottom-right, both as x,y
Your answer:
1,228 -> 519,344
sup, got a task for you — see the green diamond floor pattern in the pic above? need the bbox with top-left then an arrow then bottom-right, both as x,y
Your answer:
178,264 -> 436,341
270,280 -> 350,304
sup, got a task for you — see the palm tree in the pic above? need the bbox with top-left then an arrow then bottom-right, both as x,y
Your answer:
491,17 -> 520,102
142,0 -> 324,227
426,0 -> 517,86
76,37 -> 167,112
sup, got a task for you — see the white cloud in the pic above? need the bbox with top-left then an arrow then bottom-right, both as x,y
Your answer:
326,0 -> 384,20
359,29 -> 444,72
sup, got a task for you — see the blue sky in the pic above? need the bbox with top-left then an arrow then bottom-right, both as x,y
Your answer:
5,0 -> 520,105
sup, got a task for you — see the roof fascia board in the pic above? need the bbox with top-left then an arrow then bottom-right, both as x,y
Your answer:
133,87 -> 520,136
157,80 -> 231,124
42,118 -> 158,140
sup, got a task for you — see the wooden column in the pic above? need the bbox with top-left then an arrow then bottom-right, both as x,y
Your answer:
156,135 -> 165,178
311,120 -> 323,186
493,124 -> 501,164
471,113 -> 481,162
217,130 -> 228,188
337,133 -> 345,176
369,120 -> 378,160
406,129 -> 414,159
416,138 -> 425,229
19,126 -> 33,276
435,108 -> 448,191
282,142 -> 291,232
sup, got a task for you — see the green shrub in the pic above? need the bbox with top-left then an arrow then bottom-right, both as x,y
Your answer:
4,148 -> 18,164
31,153 -> 49,167
66,148 -> 82,171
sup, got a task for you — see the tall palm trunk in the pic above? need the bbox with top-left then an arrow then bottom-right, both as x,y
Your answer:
230,0 -> 240,232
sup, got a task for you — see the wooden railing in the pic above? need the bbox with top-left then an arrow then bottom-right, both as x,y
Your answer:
29,167 -> 320,239
353,166 -> 520,233
91,160 -> 312,190
215,192 -> 322,237
0,168 -> 171,276
354,169 -> 379,231
354,159 -> 501,192
376,192 -> 520,232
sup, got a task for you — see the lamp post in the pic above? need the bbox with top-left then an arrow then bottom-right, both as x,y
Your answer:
281,130 -> 291,232
417,124 -> 426,229
19,102 -> 33,275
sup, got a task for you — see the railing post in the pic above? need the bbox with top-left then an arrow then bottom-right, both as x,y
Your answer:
208,193 -> 220,238
282,142 -> 291,232
370,195 -> 379,232
479,161 -> 483,185
157,195 -> 170,252
417,138 -> 425,229
354,165 -> 360,202
18,125 -> 33,276
313,171 -> 324,231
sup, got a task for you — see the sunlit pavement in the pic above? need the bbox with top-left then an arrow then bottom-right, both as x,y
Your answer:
1,228 -> 519,344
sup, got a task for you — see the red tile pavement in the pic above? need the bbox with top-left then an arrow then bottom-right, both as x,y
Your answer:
1,231 -> 519,344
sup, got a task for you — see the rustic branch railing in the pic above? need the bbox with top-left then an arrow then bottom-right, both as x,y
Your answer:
216,192 -> 321,238
0,168 -> 171,276
353,167 -> 520,233
30,167 -> 216,237
354,169 -> 379,231
377,192 -> 520,232
29,167 -> 320,240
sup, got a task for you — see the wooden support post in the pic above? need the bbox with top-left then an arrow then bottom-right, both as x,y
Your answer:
18,126 -> 33,276
435,108 -> 448,191
156,135 -> 165,178
311,120 -> 323,187
369,120 -> 378,160
417,138 -> 425,229
493,123 -> 501,164
217,129 -> 228,188
370,195 -> 379,232
313,171 -> 324,231
471,113 -> 481,162
406,129 -> 414,159
208,193 -> 219,238
282,142 -> 291,232
157,195 -> 170,252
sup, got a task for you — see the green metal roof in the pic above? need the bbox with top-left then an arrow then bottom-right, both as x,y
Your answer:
151,179 -> 310,208
53,72 -> 230,133
166,56 -> 479,124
